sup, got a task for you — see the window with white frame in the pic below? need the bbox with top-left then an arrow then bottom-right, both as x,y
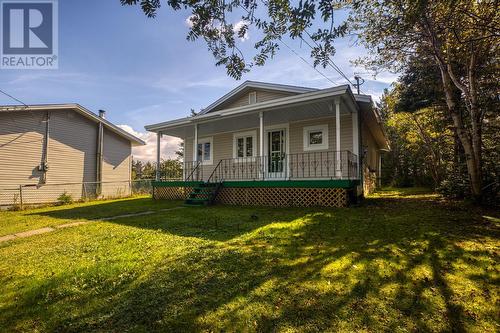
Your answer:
195,137 -> 213,164
233,131 -> 257,159
303,124 -> 329,151
248,91 -> 257,104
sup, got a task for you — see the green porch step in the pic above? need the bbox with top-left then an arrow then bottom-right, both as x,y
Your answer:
184,183 -> 222,206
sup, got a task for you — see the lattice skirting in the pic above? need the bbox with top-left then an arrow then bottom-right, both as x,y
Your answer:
216,187 -> 348,207
153,186 -> 193,200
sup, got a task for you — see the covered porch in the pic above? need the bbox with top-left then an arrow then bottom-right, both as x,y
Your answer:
150,86 -> 361,184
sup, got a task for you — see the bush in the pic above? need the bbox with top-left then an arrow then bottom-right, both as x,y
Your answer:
437,170 -> 469,200
57,192 -> 73,205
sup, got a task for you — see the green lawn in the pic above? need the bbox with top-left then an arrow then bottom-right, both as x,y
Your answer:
0,195 -> 182,236
0,189 -> 498,332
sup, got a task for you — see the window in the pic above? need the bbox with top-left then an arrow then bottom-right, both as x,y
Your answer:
248,91 -> 257,104
194,137 -> 213,164
233,131 -> 257,159
309,131 -> 323,145
303,124 -> 328,151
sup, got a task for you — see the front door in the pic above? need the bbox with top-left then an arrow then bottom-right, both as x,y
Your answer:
267,129 -> 286,178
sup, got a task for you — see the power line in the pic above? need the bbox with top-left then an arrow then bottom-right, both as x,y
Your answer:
237,2 -> 339,86
278,38 -> 340,86
0,88 -> 28,107
301,31 -> 358,90
243,0 -> 358,90
0,88 -> 42,134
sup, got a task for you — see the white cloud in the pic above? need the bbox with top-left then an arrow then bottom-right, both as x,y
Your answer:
184,15 -> 249,42
117,125 -> 182,162
185,14 -> 196,28
233,20 -> 249,41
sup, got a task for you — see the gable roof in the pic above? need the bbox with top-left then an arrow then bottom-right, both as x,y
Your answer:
199,80 -> 318,115
146,85 -> 352,131
145,82 -> 389,150
0,103 -> 145,146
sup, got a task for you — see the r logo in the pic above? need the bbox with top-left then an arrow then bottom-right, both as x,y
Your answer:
2,2 -> 53,54
1,0 -> 58,68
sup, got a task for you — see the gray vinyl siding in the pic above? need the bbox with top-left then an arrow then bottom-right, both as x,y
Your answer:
214,89 -> 296,111
0,109 -> 133,205
0,111 -> 46,187
101,128 -> 132,197
362,123 -> 378,171
46,110 -> 98,184
0,110 -> 99,187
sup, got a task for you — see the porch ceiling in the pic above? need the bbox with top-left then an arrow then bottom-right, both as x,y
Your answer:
159,98 -> 352,139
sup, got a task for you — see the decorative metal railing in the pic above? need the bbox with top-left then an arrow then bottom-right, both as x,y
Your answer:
205,150 -> 358,182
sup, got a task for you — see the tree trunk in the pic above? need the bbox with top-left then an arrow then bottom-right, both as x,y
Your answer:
437,64 -> 483,201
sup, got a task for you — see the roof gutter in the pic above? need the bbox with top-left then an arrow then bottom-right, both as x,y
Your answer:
0,104 -> 146,146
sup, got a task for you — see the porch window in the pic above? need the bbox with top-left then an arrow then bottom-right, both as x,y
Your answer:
303,124 -> 329,151
195,137 -> 213,164
233,130 -> 257,159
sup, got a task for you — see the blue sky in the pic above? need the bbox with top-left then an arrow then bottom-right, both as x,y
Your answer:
1,0 -> 397,161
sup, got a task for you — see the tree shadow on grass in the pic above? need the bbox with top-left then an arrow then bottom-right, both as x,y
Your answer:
3,195 -> 499,332
26,197 -> 183,221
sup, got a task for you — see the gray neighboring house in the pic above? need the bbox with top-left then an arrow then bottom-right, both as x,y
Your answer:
0,104 -> 145,206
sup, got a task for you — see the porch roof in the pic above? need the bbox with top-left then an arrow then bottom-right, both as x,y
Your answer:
145,84 -> 389,150
146,85 -> 352,133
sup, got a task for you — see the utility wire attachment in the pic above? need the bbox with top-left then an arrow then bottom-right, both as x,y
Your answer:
353,75 -> 365,95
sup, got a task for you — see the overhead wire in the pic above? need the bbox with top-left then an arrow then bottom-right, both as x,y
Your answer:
237,2 -> 341,86
0,88 -> 43,135
254,0 -> 359,91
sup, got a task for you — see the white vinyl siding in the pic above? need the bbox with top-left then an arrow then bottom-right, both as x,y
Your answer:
213,89 -> 296,111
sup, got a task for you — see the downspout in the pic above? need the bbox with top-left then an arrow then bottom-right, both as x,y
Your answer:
358,110 -> 364,197
96,110 -> 105,195
40,111 -> 50,184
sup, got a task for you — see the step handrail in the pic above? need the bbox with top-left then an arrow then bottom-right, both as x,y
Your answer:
207,159 -> 223,183
186,161 -> 202,181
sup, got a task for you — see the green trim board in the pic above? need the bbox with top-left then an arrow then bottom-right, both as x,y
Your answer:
153,181 -> 203,187
153,180 -> 358,189
221,180 -> 358,188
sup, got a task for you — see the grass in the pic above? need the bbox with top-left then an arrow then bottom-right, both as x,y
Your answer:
0,195 -> 182,236
0,188 -> 498,332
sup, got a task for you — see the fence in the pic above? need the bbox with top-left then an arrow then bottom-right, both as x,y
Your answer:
0,180 -> 153,209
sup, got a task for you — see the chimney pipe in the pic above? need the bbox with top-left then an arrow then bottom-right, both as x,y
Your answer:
99,109 -> 106,119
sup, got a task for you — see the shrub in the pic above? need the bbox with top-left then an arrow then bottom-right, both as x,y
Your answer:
57,192 -> 73,205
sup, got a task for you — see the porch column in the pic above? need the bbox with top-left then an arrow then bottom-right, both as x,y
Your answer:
193,123 -> 199,162
155,132 -> 161,181
259,111 -> 265,179
352,108 -> 359,178
335,99 -> 341,178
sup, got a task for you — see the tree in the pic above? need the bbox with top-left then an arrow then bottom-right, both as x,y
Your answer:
379,86 -> 454,189
120,0 -> 349,79
122,0 -> 499,201
347,0 -> 499,202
